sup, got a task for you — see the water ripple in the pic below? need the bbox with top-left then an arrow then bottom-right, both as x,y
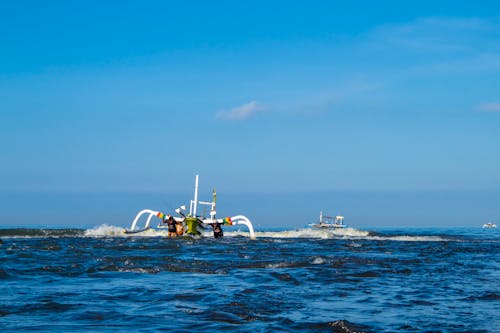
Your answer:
0,227 -> 498,332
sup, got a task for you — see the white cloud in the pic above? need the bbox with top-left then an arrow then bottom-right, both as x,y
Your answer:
478,102 -> 500,112
216,101 -> 264,121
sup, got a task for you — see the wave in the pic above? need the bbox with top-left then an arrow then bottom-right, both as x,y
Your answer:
0,225 -> 450,242
84,224 -> 137,237
328,319 -> 373,333
243,228 -> 449,242
0,228 -> 83,238
364,235 -> 449,242
250,228 -> 370,239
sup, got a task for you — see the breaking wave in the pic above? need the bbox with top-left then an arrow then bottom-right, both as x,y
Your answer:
253,228 -> 370,239
237,228 -> 449,242
84,224 -> 138,237
0,228 -> 83,238
0,225 -> 450,242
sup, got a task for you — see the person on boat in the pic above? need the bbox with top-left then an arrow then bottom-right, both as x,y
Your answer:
166,215 -> 177,237
211,222 -> 223,238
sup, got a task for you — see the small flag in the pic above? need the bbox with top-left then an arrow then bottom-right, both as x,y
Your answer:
223,217 -> 232,225
157,212 -> 165,219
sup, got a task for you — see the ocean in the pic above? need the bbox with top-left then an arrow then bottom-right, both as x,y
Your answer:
0,226 -> 498,332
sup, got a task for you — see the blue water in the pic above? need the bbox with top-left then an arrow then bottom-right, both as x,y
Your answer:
0,226 -> 498,332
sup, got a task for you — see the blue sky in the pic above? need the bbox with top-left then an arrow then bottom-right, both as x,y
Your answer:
1,1 -> 499,227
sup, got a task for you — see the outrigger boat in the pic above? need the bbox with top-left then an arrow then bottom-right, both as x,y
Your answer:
310,211 -> 346,229
124,175 -> 256,239
482,222 -> 497,228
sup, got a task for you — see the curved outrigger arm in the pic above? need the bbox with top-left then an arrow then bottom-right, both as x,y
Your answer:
128,209 -> 161,232
205,215 -> 256,239
230,215 -> 256,240
126,210 -> 256,239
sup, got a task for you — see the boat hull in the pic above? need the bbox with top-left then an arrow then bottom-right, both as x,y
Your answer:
310,223 -> 347,229
123,227 -> 151,234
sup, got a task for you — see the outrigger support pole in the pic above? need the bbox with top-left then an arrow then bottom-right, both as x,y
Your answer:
129,209 -> 160,231
227,215 -> 256,240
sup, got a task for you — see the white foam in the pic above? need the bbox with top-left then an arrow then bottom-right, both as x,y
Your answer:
247,227 -> 370,239
228,228 -> 449,242
312,257 -> 326,264
362,235 -> 448,242
265,262 -> 292,269
83,225 -> 449,242
118,267 -> 160,274
84,224 -> 125,237
84,224 -> 168,237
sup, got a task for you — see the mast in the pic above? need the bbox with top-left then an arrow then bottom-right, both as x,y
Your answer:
209,188 -> 217,222
193,174 -> 199,217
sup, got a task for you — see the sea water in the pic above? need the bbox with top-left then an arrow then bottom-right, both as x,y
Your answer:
0,226 -> 498,332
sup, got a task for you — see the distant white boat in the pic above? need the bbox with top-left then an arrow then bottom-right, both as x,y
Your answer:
482,222 -> 497,228
310,211 -> 346,229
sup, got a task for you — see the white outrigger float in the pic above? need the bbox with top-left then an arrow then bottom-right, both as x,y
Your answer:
310,211 -> 346,229
124,175 -> 256,239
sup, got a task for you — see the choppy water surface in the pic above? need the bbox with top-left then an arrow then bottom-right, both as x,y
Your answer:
0,226 -> 498,332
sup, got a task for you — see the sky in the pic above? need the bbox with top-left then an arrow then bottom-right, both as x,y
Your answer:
1,1 -> 499,227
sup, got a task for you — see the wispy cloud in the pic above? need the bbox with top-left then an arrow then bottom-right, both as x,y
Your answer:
215,17 -> 500,121
274,80 -> 381,115
478,102 -> 500,112
215,80 -> 381,122
215,101 -> 264,121
350,17 -> 500,92
368,17 -> 497,53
